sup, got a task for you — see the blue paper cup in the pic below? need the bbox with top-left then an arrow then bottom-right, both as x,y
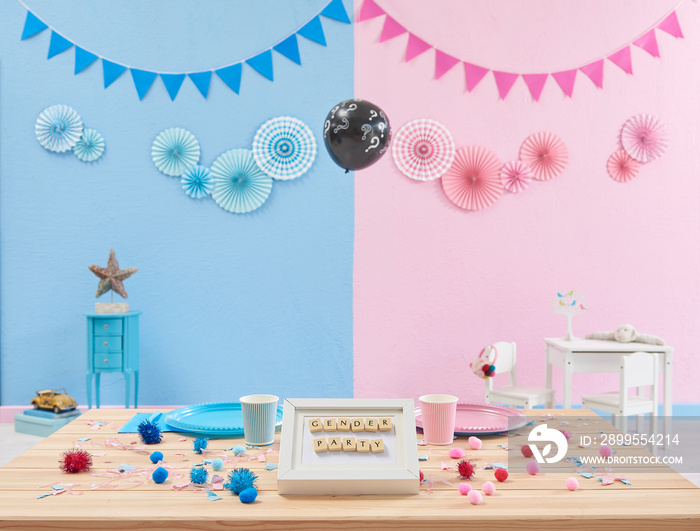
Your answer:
239,394 -> 279,446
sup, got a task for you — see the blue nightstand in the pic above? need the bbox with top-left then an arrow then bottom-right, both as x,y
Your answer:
85,311 -> 141,408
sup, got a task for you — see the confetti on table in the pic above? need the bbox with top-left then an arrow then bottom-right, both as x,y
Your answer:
265,463 -> 278,471
620,479 -> 631,485
492,462 -> 507,470
579,417 -> 589,420
77,437 -> 90,442
417,440 -> 427,446
36,493 -> 51,499
52,485 -> 64,490
418,454 -> 429,461
580,473 -> 595,479
211,475 -> 224,490
258,455 -> 266,462
596,430 -> 605,433
497,444 -> 509,450
116,464 -> 135,473
578,445 -> 588,448
91,452 -> 106,457
205,489 -> 222,501
179,438 -> 188,442
525,420 -> 535,426
440,462 -> 452,471
175,452 -> 188,456
194,462 -> 204,467
483,465 -> 493,470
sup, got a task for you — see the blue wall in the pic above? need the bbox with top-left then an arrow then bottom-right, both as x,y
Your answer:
0,0 -> 354,405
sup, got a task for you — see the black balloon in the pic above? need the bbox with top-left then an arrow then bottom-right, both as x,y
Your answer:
323,99 -> 391,172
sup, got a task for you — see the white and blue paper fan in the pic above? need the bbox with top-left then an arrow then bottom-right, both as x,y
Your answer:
252,116 -> 316,180
35,104 -> 83,153
211,149 -> 273,213
73,129 -> 105,162
181,165 -> 212,199
151,127 -> 200,176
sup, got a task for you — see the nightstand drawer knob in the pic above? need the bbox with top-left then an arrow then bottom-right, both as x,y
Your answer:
103,341 -> 108,346
104,324 -> 109,329
104,359 -> 109,364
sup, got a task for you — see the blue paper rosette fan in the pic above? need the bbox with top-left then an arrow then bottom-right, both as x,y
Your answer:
151,128 -> 201,176
181,165 -> 212,199
35,104 -> 83,153
210,149 -> 273,214
73,129 -> 105,162
252,116 -> 316,180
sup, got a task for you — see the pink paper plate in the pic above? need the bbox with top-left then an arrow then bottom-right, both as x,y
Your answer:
415,403 -> 529,435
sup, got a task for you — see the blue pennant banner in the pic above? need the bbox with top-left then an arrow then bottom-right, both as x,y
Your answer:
19,0 -> 350,100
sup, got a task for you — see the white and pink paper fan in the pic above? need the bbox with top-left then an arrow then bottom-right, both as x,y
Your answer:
500,160 -> 532,193
607,150 -> 640,183
621,114 -> 669,163
519,132 -> 568,181
441,146 -> 503,211
392,119 -> 455,181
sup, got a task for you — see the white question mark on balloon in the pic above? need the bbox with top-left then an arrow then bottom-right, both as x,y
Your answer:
377,123 -> 385,133
333,118 -> 350,134
361,124 -> 372,140
365,136 -> 380,152
368,110 -> 378,121
324,120 -> 331,136
347,103 -> 358,112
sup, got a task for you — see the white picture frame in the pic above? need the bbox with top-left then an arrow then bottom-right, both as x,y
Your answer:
277,398 -> 419,495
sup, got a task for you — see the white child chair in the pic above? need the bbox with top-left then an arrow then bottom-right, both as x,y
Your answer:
581,351 -> 658,435
479,342 -> 556,409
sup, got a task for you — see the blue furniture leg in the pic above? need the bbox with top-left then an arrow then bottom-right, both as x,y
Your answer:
86,373 -> 93,409
134,370 -> 139,409
124,370 -> 131,408
95,373 -> 101,408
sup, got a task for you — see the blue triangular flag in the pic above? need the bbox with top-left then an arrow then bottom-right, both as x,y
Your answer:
74,47 -> 98,74
188,72 -> 212,98
102,59 -> 127,88
130,69 -> 158,100
161,73 -> 186,101
215,64 -> 242,94
246,50 -> 273,81
47,31 -> 73,59
273,34 -> 301,65
297,16 -> 326,46
21,11 -> 48,40
321,0 -> 351,24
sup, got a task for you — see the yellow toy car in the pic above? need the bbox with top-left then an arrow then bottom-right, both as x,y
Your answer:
30,388 -> 78,414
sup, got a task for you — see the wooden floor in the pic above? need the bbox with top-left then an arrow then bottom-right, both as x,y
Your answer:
0,408 -> 698,530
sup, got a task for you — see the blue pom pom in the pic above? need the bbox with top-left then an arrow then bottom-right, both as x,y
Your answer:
137,419 -> 163,445
190,466 -> 208,484
224,468 -> 258,495
233,445 -> 246,456
239,487 -> 257,503
152,467 -> 168,484
150,451 -> 164,464
489,365 -> 496,373
212,458 -> 224,471
193,437 -> 208,454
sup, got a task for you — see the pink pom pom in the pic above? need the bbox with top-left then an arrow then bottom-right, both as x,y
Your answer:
565,477 -> 579,491
448,448 -> 465,459
467,489 -> 483,505
457,483 -> 473,495
520,445 -> 533,458
476,370 -> 485,378
482,481 -> 496,495
468,436 -> 482,450
561,430 -> 572,441
526,460 -> 540,475
599,444 -> 613,458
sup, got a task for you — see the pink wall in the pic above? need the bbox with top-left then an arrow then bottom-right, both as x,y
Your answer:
353,0 -> 700,404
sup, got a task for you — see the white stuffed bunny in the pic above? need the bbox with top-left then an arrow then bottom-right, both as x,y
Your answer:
586,324 -> 665,345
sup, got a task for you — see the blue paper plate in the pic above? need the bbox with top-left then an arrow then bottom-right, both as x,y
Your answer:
163,402 -> 283,437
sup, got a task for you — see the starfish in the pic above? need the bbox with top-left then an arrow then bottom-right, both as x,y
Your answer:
88,249 -> 138,299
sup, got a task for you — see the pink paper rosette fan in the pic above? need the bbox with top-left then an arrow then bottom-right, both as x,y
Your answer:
620,114 -> 669,163
607,150 -> 640,183
392,119 -> 455,181
519,132 -> 568,181
500,160 -> 532,193
441,146 -> 503,211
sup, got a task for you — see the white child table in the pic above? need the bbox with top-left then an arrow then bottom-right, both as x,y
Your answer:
545,337 -> 674,417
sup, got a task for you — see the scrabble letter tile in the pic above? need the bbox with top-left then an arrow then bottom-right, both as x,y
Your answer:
378,418 -> 392,431
328,437 -> 342,451
313,438 -> 328,453
323,418 -> 337,432
342,437 -> 356,452
357,439 -> 370,453
351,419 -> 365,432
365,418 -> 378,432
370,439 -> 385,453
309,418 -> 323,433
337,418 -> 351,431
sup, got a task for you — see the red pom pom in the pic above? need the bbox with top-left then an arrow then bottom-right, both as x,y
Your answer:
482,364 -> 490,372
457,459 -> 476,480
419,470 -> 424,482
494,468 -> 508,482
520,445 -> 533,458
59,448 -> 93,473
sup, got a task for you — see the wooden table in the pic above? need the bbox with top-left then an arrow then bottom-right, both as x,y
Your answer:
1,408 -> 698,530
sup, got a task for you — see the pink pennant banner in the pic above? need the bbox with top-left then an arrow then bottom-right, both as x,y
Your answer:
463,62 -> 489,92
493,71 -> 519,99
552,69 -> 577,97
579,59 -> 604,88
607,46 -> 633,74
380,15 -> 407,43
657,11 -> 683,38
633,29 -> 660,57
358,0 -> 384,22
405,33 -> 431,62
435,50 -> 459,80
522,73 -> 548,101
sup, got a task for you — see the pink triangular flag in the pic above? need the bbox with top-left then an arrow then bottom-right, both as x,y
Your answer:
633,29 -> 660,57
607,46 -> 633,74
380,15 -> 407,43
522,73 -> 548,101
657,11 -> 683,38
493,71 -> 519,99
552,69 -> 577,97
463,62 -> 489,92
435,50 -> 460,80
405,33 -> 431,62
580,59 -> 604,88
358,0 -> 385,22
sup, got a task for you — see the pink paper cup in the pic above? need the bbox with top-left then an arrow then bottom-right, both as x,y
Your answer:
419,394 -> 458,445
